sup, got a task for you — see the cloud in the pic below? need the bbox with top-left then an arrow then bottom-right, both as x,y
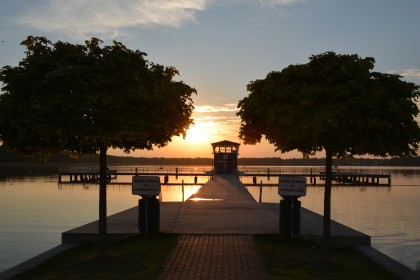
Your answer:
396,69 -> 420,79
195,115 -> 239,121
191,104 -> 241,140
16,0 -> 304,39
387,69 -> 420,84
257,0 -> 304,7
17,0 -> 207,39
194,103 -> 238,113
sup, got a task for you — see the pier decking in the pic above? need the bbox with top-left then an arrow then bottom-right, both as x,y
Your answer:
62,175 -> 371,246
58,166 -> 392,186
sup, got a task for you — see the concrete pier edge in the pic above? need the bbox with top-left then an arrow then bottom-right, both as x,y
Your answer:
1,209 -> 418,280
0,244 -> 77,280
354,246 -> 419,280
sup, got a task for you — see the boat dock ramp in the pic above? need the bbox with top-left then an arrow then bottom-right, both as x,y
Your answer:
58,166 -> 391,186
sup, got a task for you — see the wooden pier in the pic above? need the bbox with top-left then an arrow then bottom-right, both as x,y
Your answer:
58,166 -> 391,186
319,171 -> 391,185
240,167 -> 391,186
58,167 -> 118,183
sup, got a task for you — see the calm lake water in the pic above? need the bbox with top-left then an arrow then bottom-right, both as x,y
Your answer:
0,165 -> 419,272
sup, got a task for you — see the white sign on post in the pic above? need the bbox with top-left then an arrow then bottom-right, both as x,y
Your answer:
278,176 -> 307,197
132,176 -> 161,196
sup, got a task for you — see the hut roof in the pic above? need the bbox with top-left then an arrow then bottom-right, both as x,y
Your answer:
211,140 -> 240,147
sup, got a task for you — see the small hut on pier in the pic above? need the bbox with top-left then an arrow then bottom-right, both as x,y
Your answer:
211,140 -> 240,175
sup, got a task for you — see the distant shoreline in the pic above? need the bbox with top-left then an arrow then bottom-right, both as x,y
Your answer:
1,146 -> 420,177
0,156 -> 420,177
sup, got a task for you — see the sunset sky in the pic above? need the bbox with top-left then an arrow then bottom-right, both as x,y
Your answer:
1,0 -> 420,158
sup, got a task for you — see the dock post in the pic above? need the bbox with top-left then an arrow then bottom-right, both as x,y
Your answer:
182,180 -> 185,202
310,169 -> 313,184
259,180 -> 263,203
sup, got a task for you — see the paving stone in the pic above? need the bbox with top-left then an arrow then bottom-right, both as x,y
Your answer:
159,234 -> 266,280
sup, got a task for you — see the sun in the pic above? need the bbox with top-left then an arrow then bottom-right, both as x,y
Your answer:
185,122 -> 214,143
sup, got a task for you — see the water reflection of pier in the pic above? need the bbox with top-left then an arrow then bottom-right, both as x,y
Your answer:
58,166 -> 391,186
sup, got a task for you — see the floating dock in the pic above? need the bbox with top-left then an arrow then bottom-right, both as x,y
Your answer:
58,166 -> 391,186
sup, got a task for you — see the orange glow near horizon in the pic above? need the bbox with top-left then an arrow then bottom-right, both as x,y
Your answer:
109,105 -> 305,158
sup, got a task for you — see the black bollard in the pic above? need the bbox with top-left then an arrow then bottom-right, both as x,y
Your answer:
279,196 -> 301,236
279,197 -> 292,236
138,196 -> 160,234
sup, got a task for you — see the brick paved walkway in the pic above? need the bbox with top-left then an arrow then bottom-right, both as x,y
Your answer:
158,234 -> 267,280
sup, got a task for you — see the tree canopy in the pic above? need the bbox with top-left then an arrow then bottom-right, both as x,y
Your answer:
0,36 -> 196,157
238,52 -> 420,158
0,36 -> 196,256
237,51 -> 420,261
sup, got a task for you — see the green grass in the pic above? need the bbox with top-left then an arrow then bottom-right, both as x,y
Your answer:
12,233 -> 179,280
254,235 -> 398,280
11,234 -> 399,280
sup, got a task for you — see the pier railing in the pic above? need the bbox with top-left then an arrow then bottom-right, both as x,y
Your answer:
59,166 -> 209,175
237,167 -> 391,175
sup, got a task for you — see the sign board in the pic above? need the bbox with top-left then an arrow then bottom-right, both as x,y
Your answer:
278,176 -> 307,197
132,176 -> 161,196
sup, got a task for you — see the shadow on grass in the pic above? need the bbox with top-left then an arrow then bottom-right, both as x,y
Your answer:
12,233 -> 179,280
11,233 -> 399,280
254,234 -> 398,280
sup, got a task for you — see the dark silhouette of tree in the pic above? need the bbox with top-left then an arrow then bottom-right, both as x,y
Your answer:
0,36 -> 196,256
237,51 -> 420,261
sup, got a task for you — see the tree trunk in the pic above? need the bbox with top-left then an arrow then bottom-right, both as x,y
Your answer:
98,145 -> 107,257
322,149 -> 333,262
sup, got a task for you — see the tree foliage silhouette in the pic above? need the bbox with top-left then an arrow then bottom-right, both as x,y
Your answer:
0,36 -> 196,256
237,51 -> 420,261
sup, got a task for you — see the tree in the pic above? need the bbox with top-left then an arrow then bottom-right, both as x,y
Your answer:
237,51 -> 420,261
0,36 -> 196,256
